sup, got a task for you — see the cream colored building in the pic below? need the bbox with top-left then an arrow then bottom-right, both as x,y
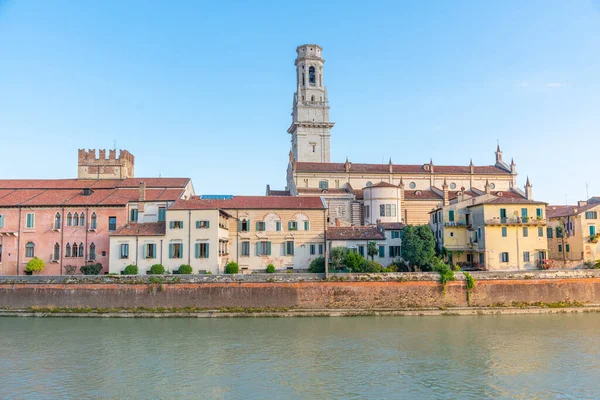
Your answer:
268,44 -> 525,227
546,198 -> 600,265
109,195 -> 327,274
430,181 -> 548,271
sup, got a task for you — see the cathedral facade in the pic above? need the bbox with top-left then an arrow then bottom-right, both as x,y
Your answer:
269,44 -> 529,227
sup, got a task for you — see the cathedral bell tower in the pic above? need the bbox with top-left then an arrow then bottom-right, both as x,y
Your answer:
287,44 -> 335,163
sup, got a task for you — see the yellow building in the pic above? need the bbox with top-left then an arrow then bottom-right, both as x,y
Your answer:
430,182 -> 548,271
546,199 -> 600,266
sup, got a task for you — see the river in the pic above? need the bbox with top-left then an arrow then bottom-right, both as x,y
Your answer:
1,315 -> 599,399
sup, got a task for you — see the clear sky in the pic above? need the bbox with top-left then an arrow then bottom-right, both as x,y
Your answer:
1,0 -> 599,204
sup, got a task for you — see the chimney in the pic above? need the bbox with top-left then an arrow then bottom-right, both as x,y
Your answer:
442,179 -> 449,206
485,179 -> 491,194
139,181 -> 146,201
388,158 -> 393,173
578,200 -> 588,207
345,157 -> 351,173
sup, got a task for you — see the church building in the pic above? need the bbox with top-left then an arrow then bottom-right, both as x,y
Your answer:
267,44 -> 531,227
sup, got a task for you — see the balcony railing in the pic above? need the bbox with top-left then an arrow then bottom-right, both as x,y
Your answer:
485,217 -> 546,226
444,221 -> 467,227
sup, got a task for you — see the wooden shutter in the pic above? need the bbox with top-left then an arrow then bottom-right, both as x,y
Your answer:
196,221 -> 200,229
304,221 -> 310,231
256,221 -> 261,231
267,241 -> 271,256
195,243 -> 199,258
206,221 -> 210,228
170,221 -> 175,229
276,221 -> 281,231
0,215 -> 3,228
169,244 -> 173,258
256,242 -> 260,256
205,243 -> 209,258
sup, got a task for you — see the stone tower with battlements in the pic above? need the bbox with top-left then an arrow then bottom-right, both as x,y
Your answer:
288,44 -> 334,163
77,149 -> 135,180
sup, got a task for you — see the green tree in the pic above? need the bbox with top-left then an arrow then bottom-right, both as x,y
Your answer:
308,257 -> 325,273
367,241 -> 378,261
123,264 -> 138,275
265,264 -> 275,273
400,225 -> 436,271
178,264 -> 193,274
225,262 -> 239,274
25,257 -> 45,273
330,247 -> 347,271
343,250 -> 364,272
149,264 -> 165,275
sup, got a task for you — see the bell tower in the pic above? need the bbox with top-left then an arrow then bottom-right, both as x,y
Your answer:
287,44 -> 334,163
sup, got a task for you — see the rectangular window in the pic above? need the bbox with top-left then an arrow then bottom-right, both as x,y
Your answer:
358,245 -> 365,257
380,205 -> 385,217
391,204 -> 396,217
196,220 -> 210,229
523,251 -> 530,262
240,219 -> 250,232
536,208 -> 543,219
0,215 -> 4,228
304,221 -> 310,231
365,205 -> 370,219
288,221 -> 298,231
257,241 -> 271,256
523,227 -> 528,237
585,211 -> 598,219
26,213 -> 34,228
120,243 -> 129,259
169,243 -> 183,259
145,243 -> 156,259
547,227 -> 553,238
391,231 -> 401,239
108,216 -> 117,231
25,244 -> 34,258
130,209 -> 138,222
310,244 -> 316,255
386,204 -> 391,217
558,244 -> 563,252
195,243 -> 209,258
500,208 -> 507,221
502,227 -> 507,237
256,221 -> 266,231
449,210 -> 455,222
501,252 -> 509,262
158,207 -> 166,222
318,244 -> 323,255
276,221 -> 281,231
479,253 -> 484,264
590,226 -> 596,236
170,221 -> 183,229
378,245 -> 385,258
538,227 -> 544,237
285,241 -> 294,256
556,227 -> 563,238
241,241 -> 250,257
389,246 -> 401,258
566,244 -> 570,252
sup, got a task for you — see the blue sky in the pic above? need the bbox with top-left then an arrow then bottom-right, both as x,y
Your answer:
0,0 -> 599,204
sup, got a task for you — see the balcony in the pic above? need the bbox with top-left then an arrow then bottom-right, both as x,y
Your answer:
444,221 -> 467,227
485,217 -> 546,226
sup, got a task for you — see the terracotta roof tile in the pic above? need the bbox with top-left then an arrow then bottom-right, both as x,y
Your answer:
111,222 -> 166,236
365,181 -> 398,188
468,197 -> 547,207
547,203 -> 598,218
404,190 -> 442,200
378,222 -> 405,230
171,196 -> 326,210
0,178 -> 189,190
327,226 -> 385,241
295,162 -> 511,175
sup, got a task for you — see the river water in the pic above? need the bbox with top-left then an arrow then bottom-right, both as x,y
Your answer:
1,315 -> 599,399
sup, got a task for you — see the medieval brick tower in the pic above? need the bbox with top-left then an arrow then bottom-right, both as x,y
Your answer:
288,44 -> 334,163
77,149 -> 135,180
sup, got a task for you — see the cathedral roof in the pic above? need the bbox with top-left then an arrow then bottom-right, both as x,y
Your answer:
171,196 -> 326,210
295,162 -> 512,175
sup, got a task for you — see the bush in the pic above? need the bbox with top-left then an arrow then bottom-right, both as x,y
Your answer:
80,263 -> 102,275
25,257 -> 45,273
149,264 -> 165,275
178,264 -> 193,274
309,257 -> 326,273
343,251 -> 364,272
64,265 -> 77,275
432,257 -> 455,286
330,247 -> 348,271
123,264 -> 138,275
359,259 -> 384,273
266,264 -> 276,273
225,262 -> 239,274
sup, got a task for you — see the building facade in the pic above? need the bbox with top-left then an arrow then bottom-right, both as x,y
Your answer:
0,149 -> 192,275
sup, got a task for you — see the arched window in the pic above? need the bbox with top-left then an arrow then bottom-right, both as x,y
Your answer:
308,66 -> 316,85
90,213 -> 97,230
54,212 -> 61,229
319,180 -> 329,189
25,242 -> 35,258
80,212 -> 85,227
72,243 -> 79,258
366,181 -> 373,187
65,243 -> 71,258
311,95 -> 315,102
53,243 -> 60,261
79,243 -> 85,258
89,243 -> 96,260
73,213 -> 79,226
67,212 -> 72,226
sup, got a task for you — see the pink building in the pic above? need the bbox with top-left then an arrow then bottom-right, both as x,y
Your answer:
0,149 -> 193,275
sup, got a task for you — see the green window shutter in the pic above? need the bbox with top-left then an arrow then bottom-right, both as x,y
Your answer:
238,220 -> 242,231
283,243 -> 287,256
267,241 -> 271,256
256,242 -> 260,256
195,243 -> 199,258
304,221 -> 310,231
169,244 -> 173,259
206,221 -> 210,229
247,219 -> 250,231
288,221 -> 293,230
449,211 -> 454,222
196,221 -> 200,229
276,221 -> 281,231
256,221 -> 260,231
205,243 -> 209,258
170,221 -> 174,229
180,243 -> 184,258
0,215 -> 3,228
591,226 -> 596,236
143,244 -> 148,259
378,246 -> 385,258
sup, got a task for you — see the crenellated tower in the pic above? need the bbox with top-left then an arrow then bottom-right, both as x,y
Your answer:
77,149 -> 135,180
287,44 -> 335,163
